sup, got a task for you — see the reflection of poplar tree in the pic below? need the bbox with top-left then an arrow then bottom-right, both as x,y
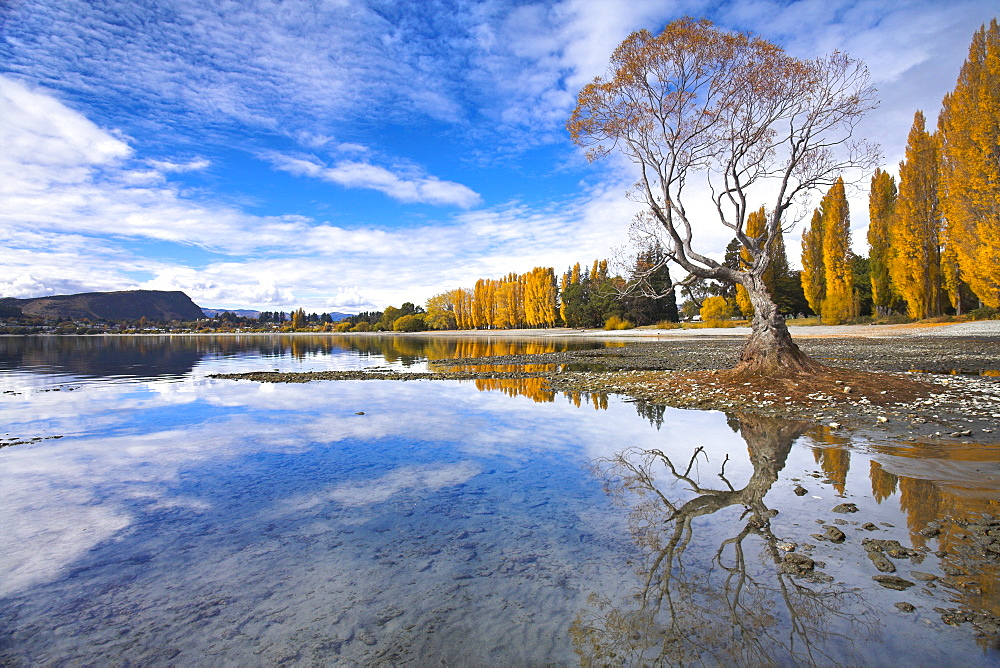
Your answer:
869,461 -> 898,504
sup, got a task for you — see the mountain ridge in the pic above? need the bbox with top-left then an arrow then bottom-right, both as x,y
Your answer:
0,290 -> 205,322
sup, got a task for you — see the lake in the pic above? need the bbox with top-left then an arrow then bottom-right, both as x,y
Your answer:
1,335 -> 998,665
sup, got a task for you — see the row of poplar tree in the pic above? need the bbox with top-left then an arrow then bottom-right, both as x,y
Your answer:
418,257 -> 680,331
803,20 -> 999,323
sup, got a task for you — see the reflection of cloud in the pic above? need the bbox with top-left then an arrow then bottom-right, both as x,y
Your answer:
0,503 -> 130,598
295,462 -> 481,509
0,362 -> 699,596
0,417 -> 300,596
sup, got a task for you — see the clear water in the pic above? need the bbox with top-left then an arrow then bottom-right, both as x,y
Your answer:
1,336 -> 997,665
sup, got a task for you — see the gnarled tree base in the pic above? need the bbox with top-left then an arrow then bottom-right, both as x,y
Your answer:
725,317 -> 828,382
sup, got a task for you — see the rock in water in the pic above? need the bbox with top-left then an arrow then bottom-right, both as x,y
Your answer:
822,526 -> 847,543
832,502 -> 859,513
873,575 -> 915,590
867,550 -> 896,573
779,553 -> 815,576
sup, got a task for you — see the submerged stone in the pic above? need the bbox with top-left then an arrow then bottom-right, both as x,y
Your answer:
873,575 -> 916,590
867,550 -> 896,573
779,552 -> 815,575
822,526 -> 847,543
832,503 -> 859,513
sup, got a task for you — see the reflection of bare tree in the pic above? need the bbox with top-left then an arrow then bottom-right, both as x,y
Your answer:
572,414 -> 878,666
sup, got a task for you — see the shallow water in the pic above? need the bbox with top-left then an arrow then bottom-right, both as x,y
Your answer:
1,335 -> 998,665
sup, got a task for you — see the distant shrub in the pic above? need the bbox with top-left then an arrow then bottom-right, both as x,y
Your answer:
350,321 -> 371,332
334,321 -> 352,332
966,306 -> 1000,321
393,315 -> 427,332
604,315 -> 634,330
655,320 -> 681,329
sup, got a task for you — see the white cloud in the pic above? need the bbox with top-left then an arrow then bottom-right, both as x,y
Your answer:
140,269 -> 297,308
0,76 -> 131,189
264,152 -> 482,208
324,287 -> 376,312
147,157 -> 210,173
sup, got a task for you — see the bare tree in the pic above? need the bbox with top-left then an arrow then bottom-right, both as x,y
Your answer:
569,18 -> 880,376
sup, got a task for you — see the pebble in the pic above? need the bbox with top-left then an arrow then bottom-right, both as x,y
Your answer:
895,602 -> 917,613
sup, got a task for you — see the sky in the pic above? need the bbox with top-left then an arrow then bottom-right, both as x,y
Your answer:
1,0 -> 996,313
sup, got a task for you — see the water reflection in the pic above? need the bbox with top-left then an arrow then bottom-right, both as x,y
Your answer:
811,427 -> 852,496
0,335 -> 608,381
3,337 -> 999,663
800,431 -> 1000,647
865,440 -> 1000,624
0,370 -> 657,665
574,414 -> 875,666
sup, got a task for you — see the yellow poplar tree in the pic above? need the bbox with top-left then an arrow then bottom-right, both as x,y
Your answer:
867,168 -> 898,315
820,177 -> 854,325
472,279 -> 491,328
455,289 -> 473,329
735,207 -> 770,317
525,267 -> 557,327
890,111 -> 943,319
494,279 -> 512,329
938,19 -> 1000,308
800,210 -> 825,316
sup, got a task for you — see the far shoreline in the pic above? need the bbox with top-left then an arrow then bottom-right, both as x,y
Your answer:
4,319 -> 995,340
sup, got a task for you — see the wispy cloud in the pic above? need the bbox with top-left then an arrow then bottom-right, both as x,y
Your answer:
147,157 -> 210,173
0,74 -> 627,307
263,152 -> 482,208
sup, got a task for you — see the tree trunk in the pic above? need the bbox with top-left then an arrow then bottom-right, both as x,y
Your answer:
731,275 -> 825,378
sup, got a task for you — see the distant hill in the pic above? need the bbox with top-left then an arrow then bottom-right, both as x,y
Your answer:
0,290 -> 205,322
201,308 -> 262,318
202,309 -> 354,321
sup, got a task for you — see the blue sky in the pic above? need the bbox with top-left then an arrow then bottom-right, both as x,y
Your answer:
1,0 -> 996,312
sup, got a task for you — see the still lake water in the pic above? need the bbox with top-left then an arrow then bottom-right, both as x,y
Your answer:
1,335 -> 998,666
